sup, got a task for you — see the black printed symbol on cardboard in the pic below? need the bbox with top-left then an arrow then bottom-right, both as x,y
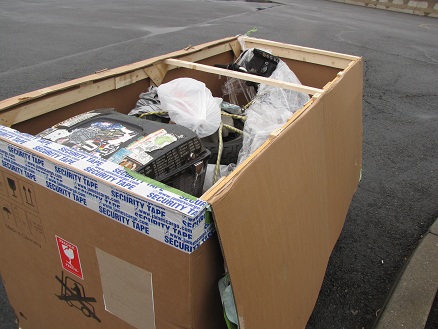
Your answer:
55,271 -> 101,323
19,180 -> 38,211
2,206 -> 12,220
23,186 -> 34,205
4,175 -> 23,204
1,199 -> 14,225
7,177 -> 17,198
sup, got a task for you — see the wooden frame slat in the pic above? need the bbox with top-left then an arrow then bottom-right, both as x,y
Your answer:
115,69 -> 149,89
0,79 -> 115,127
240,36 -> 359,69
163,58 -> 324,95
178,42 -> 236,64
143,64 -> 168,87
0,36 -> 238,112
0,36 -> 359,127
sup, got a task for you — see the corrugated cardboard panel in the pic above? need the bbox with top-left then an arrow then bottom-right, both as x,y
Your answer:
206,98 -> 332,328
0,168 -> 224,329
206,60 -> 362,328
0,172 -> 110,329
190,234 -> 227,329
323,60 -> 363,244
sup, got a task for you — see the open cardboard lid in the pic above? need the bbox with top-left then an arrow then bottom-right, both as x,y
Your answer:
203,58 -> 363,328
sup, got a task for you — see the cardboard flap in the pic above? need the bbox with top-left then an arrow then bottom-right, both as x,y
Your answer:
207,99 -> 331,328
205,60 -> 362,328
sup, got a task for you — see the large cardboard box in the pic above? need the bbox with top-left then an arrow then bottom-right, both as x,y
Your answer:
0,36 -> 362,328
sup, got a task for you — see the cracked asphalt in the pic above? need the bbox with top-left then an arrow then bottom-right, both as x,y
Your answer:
1,0 -> 437,328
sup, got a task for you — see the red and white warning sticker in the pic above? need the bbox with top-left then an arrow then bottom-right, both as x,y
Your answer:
56,236 -> 84,279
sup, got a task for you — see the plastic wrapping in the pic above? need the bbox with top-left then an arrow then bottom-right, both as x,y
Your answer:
221,47 -> 278,107
128,86 -> 168,118
220,101 -> 244,115
222,75 -> 256,107
218,274 -> 238,328
157,78 -> 222,138
236,55 -> 310,165
203,163 -> 236,193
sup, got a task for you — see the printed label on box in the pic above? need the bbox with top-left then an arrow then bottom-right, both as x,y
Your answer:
56,236 -> 84,279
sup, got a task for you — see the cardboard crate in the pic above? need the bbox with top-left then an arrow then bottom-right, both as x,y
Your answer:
0,36 -> 363,329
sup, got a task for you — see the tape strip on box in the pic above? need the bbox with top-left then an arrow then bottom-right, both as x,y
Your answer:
0,126 -> 214,253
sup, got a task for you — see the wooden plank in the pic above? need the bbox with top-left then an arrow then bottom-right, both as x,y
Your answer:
163,58 -> 324,95
229,40 -> 242,59
115,69 -> 149,89
178,42 -> 235,64
0,79 -> 115,127
143,64 -> 168,87
242,36 -> 360,60
240,36 -> 359,69
0,70 -> 114,111
0,36 -> 238,112
0,36 -> 359,126
0,38 -> 240,125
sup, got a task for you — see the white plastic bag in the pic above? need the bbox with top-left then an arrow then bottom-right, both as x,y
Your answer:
157,78 -> 222,138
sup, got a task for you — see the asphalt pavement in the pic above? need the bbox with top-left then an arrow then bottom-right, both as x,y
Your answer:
1,0 -> 437,328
